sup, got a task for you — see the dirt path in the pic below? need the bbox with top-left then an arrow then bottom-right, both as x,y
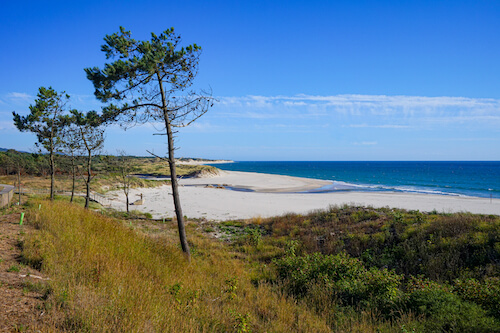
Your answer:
0,212 -> 48,332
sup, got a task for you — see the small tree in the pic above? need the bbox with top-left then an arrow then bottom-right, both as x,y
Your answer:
4,150 -> 26,205
86,27 -> 214,259
12,87 -> 69,200
61,125 -> 83,202
31,152 -> 50,177
71,111 -> 105,209
0,152 -> 9,175
107,151 -> 135,212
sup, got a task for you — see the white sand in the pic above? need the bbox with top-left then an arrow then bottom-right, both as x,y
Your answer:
107,170 -> 500,220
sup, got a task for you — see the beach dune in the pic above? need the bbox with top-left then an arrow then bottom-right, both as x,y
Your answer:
108,170 -> 500,220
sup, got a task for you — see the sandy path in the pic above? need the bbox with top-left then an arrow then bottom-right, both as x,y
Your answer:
107,171 -> 500,220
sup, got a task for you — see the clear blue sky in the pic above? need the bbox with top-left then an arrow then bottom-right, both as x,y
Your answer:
1,0 -> 499,160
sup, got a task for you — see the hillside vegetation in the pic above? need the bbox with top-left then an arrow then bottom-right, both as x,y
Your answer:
0,150 -> 216,195
16,201 -> 500,332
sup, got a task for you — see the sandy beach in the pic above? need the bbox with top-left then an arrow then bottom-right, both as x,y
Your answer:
107,170 -> 500,220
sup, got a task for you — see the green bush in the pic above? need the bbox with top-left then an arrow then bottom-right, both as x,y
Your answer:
406,287 -> 500,332
264,208 -> 500,283
454,277 -> 500,318
273,251 -> 402,310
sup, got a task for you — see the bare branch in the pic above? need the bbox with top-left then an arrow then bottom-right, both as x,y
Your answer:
146,149 -> 168,161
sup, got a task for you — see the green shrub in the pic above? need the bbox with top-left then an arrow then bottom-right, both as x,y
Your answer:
406,287 -> 500,332
263,208 -> 500,283
454,277 -> 500,318
273,251 -> 402,310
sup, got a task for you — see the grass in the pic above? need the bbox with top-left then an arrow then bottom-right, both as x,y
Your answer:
52,194 -> 103,210
131,157 -> 219,178
22,200 -> 331,332
18,200 -> 500,332
0,158 -> 215,196
0,174 -> 169,195
7,264 -> 20,272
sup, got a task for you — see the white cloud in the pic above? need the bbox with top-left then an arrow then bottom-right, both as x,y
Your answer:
353,141 -> 378,145
218,94 -> 500,112
6,92 -> 32,100
215,94 -> 500,127
346,124 -> 411,129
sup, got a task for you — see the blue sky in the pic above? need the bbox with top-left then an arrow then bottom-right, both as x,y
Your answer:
1,0 -> 499,160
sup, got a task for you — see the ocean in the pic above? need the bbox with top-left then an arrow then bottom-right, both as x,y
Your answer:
206,161 -> 500,199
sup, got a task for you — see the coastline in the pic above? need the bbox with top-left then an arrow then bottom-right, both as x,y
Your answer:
177,159 -> 234,165
107,170 -> 500,220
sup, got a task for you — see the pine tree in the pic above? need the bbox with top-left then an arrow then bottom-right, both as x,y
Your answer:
85,27 -> 214,260
13,87 -> 69,200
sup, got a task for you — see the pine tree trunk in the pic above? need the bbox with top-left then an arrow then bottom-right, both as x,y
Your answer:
125,193 -> 129,212
70,161 -> 75,203
50,149 -> 55,200
157,71 -> 191,261
166,122 -> 190,260
85,152 -> 91,209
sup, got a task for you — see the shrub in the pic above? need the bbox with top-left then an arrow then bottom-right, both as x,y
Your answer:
454,277 -> 500,318
406,287 -> 500,332
263,208 -> 500,282
273,251 -> 402,310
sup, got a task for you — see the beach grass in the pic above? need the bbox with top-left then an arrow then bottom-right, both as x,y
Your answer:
21,200 -> 331,332
18,200 -> 500,332
133,159 -> 219,177
0,158 -> 214,196
0,173 -> 168,195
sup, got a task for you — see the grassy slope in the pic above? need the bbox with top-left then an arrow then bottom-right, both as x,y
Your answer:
22,201 -> 330,332
132,158 -> 219,177
19,201 -> 500,332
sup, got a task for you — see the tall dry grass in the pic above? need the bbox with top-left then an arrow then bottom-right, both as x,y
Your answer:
23,200 -> 331,332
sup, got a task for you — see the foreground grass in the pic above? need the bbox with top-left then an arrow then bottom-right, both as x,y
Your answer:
22,201 -> 330,332
20,201 -> 500,332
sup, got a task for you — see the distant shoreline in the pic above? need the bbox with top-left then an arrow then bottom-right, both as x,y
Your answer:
176,159 -> 234,165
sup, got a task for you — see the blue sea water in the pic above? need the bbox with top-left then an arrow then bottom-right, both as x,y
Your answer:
207,161 -> 500,199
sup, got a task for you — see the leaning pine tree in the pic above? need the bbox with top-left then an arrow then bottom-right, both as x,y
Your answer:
85,27 -> 214,260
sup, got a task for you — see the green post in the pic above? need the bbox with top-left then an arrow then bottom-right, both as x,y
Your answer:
19,212 -> 25,226
39,204 -> 41,210
163,218 -> 165,223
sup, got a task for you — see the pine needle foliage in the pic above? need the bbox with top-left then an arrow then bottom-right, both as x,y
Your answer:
85,27 -> 215,259
12,87 -> 70,200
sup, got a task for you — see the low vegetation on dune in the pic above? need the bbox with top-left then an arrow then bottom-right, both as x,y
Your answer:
20,200 -> 330,332
207,206 -> 500,332
0,173 -> 167,195
0,151 -> 216,195
132,157 -> 219,178
11,200 -> 500,332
